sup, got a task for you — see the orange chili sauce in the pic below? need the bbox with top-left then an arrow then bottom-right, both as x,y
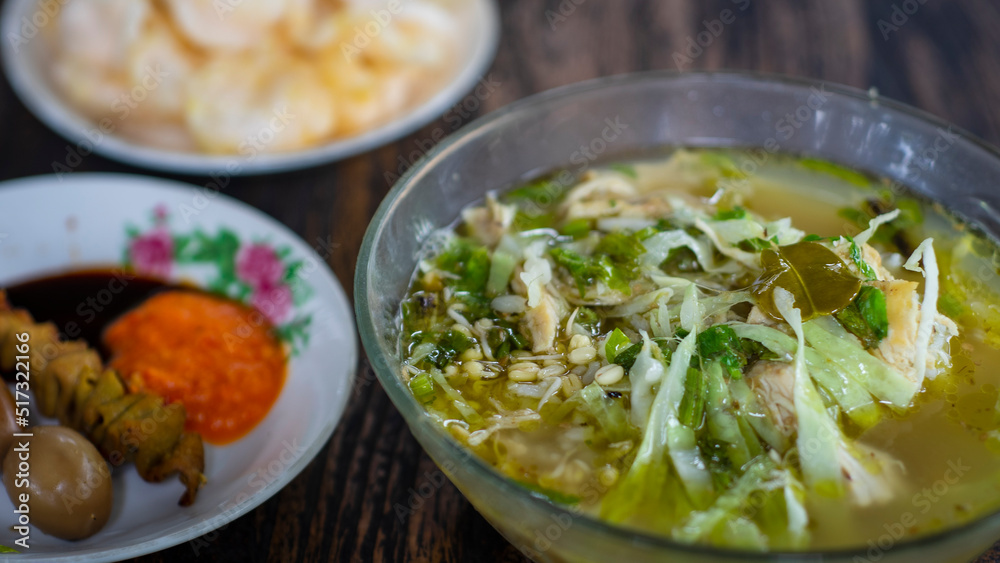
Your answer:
104,291 -> 287,445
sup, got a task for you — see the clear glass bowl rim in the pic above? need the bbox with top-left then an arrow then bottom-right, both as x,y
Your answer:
355,69 -> 1000,560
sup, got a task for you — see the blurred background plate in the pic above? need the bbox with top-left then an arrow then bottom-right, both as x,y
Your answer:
0,0 -> 500,176
0,173 -> 356,560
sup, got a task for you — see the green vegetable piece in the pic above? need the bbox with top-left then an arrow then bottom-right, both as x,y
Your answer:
803,316 -> 919,408
834,286 -> 889,349
837,207 -> 871,230
673,455 -> 786,546
596,255 -> 633,294
517,480 -> 581,505
560,218 -> 591,238
833,306 -> 874,349
845,236 -> 877,281
580,382 -> 634,442
453,291 -> 492,320
635,226 -> 661,240
551,238 -> 639,297
799,157 -> 871,187
572,307 -> 602,336
939,291 -> 965,319
408,372 -> 436,404
697,325 -> 746,379
0,545 -> 18,553
614,343 -> 643,370
751,241 -> 862,321
436,239 -> 491,293
428,368 -> 483,426
857,286 -> 889,341
610,163 -> 638,178
486,251 -> 516,296
505,179 -> 561,206
737,237 -> 774,253
551,248 -> 603,296
487,322 -> 527,360
703,363 -> 759,468
652,337 -> 674,363
576,307 -> 599,326
425,330 -> 474,369
605,328 -> 633,363
730,322 -> 882,430
463,247 -> 491,291
698,151 -> 748,179
512,211 -> 556,232
678,368 -> 706,428
662,247 -> 703,274
594,231 -> 645,271
714,207 -> 747,221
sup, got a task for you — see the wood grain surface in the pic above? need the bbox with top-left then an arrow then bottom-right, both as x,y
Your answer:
2,0 -> 1000,561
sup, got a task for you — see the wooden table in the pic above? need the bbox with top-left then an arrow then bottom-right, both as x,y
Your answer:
3,0 -> 1000,561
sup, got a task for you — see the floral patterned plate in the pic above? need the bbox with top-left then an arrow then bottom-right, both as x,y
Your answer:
0,174 -> 356,561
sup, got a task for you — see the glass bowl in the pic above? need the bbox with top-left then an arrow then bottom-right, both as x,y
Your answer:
355,71 -> 1000,563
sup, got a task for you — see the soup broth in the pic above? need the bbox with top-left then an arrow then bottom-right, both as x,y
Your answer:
398,149 -> 1000,550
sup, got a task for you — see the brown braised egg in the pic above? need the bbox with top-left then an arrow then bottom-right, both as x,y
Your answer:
2,426 -> 113,541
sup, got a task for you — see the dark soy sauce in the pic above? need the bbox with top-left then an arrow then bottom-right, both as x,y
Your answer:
4,269 -> 188,355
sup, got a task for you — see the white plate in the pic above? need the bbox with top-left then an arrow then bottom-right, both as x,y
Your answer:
0,0 -> 500,175
0,174 -> 357,560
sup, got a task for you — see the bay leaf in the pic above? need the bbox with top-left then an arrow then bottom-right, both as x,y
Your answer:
751,241 -> 861,321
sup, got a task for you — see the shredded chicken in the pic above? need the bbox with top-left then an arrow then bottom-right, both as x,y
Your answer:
559,173 -> 675,221
461,194 -> 516,247
747,361 -> 797,437
522,293 -> 561,353
747,359 -> 906,507
747,305 -> 784,330
870,279 -> 959,382
837,444 -> 906,507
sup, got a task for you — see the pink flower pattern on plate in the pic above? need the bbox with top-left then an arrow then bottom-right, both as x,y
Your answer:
251,283 -> 293,325
129,228 -> 173,278
236,243 -> 285,289
124,208 -> 312,350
